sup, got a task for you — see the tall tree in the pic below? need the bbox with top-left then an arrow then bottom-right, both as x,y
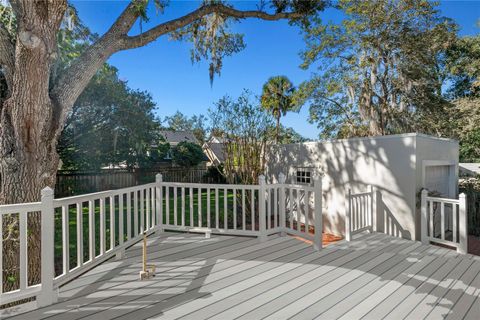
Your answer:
297,0 -> 457,138
58,64 -> 164,170
260,76 -> 298,143
445,34 -> 480,161
209,90 -> 273,184
0,0 -> 325,204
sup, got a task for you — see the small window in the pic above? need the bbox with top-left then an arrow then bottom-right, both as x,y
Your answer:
295,167 -> 312,184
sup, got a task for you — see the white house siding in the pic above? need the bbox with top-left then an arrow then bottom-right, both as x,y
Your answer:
265,133 -> 459,241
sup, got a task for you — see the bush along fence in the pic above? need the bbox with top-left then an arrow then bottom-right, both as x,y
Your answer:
55,167 -> 222,198
0,173 -> 322,309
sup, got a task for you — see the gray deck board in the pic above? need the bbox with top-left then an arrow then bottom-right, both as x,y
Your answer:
4,231 -> 480,320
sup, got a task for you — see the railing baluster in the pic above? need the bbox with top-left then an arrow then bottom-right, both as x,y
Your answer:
140,189 -> 145,232
274,187 -> 278,229
173,187 -> 177,226
146,188 -> 150,230
76,202 -> 83,267
305,191 -> 309,233
267,188 -> 272,229
242,189 -> 246,230
134,191 -> 138,236
110,196 -> 115,249
127,192 -> 132,240
198,188 -> 202,227
296,189 -> 300,231
190,188 -> 194,228
166,187 -> 170,226
19,211 -> 27,290
99,198 -> 105,254
88,200 -> 95,261
119,194 -> 124,245
207,188 -> 211,228
440,202 -> 445,240
289,187 -> 293,229
224,188 -> 228,230
453,203 -> 457,243
181,187 -> 185,227
151,187 -> 155,228
251,189 -> 255,231
62,205 -> 69,275
233,189 -> 237,230
215,188 -> 219,229
429,200 -> 434,238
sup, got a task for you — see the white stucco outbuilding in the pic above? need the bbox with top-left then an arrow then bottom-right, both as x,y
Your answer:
266,133 -> 459,241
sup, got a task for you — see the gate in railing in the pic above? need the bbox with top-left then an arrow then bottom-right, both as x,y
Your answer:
420,190 -> 467,254
345,186 -> 375,241
0,173 -> 322,309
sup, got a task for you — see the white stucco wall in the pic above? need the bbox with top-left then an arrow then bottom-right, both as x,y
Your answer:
265,133 -> 459,241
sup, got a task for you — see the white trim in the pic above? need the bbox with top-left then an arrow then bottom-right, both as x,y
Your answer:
276,133 -> 458,148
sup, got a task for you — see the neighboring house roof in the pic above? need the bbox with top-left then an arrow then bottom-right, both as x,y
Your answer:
208,135 -> 227,144
203,142 -> 226,165
459,163 -> 480,176
159,130 -> 199,145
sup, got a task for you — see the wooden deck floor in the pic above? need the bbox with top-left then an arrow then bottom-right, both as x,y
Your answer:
4,231 -> 480,320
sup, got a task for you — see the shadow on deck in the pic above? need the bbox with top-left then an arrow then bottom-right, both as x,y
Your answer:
3,231 -> 480,320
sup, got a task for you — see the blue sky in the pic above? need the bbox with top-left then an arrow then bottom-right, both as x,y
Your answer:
72,0 -> 480,139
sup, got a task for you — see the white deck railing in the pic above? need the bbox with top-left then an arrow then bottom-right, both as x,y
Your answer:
0,173 -> 322,308
345,186 -> 375,241
420,190 -> 467,254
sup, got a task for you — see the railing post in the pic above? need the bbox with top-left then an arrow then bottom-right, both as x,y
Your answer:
258,175 -> 267,242
313,175 -> 323,251
458,193 -> 468,254
421,189 -> 428,245
37,187 -> 58,307
278,173 -> 286,236
345,188 -> 351,241
155,174 -> 163,236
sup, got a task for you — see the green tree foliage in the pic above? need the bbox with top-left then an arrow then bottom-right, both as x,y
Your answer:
209,91 -> 273,184
58,65 -> 165,170
297,0 -> 457,138
261,76 -> 299,142
445,34 -> 480,161
171,141 -> 206,167
163,111 -> 209,143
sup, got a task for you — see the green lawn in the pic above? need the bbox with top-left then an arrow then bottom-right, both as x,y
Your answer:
53,188 -> 254,274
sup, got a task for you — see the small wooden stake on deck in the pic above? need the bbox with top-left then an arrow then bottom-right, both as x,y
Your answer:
139,232 -> 156,280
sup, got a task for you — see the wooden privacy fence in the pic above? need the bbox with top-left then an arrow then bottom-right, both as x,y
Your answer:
55,168 -> 213,198
0,173 -> 323,309
421,190 -> 468,254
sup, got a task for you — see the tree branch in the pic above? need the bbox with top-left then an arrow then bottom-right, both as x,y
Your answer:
52,2 -> 301,130
120,4 -> 302,50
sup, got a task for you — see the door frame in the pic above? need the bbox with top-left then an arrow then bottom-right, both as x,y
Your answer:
422,160 -> 458,198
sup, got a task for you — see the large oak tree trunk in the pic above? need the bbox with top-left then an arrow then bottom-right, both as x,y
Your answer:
0,0 -> 66,292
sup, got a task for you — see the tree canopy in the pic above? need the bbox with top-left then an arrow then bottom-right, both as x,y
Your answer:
296,0 -> 457,138
171,141 -> 206,168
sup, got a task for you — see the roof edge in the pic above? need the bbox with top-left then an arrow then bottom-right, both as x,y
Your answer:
278,133 -> 458,147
